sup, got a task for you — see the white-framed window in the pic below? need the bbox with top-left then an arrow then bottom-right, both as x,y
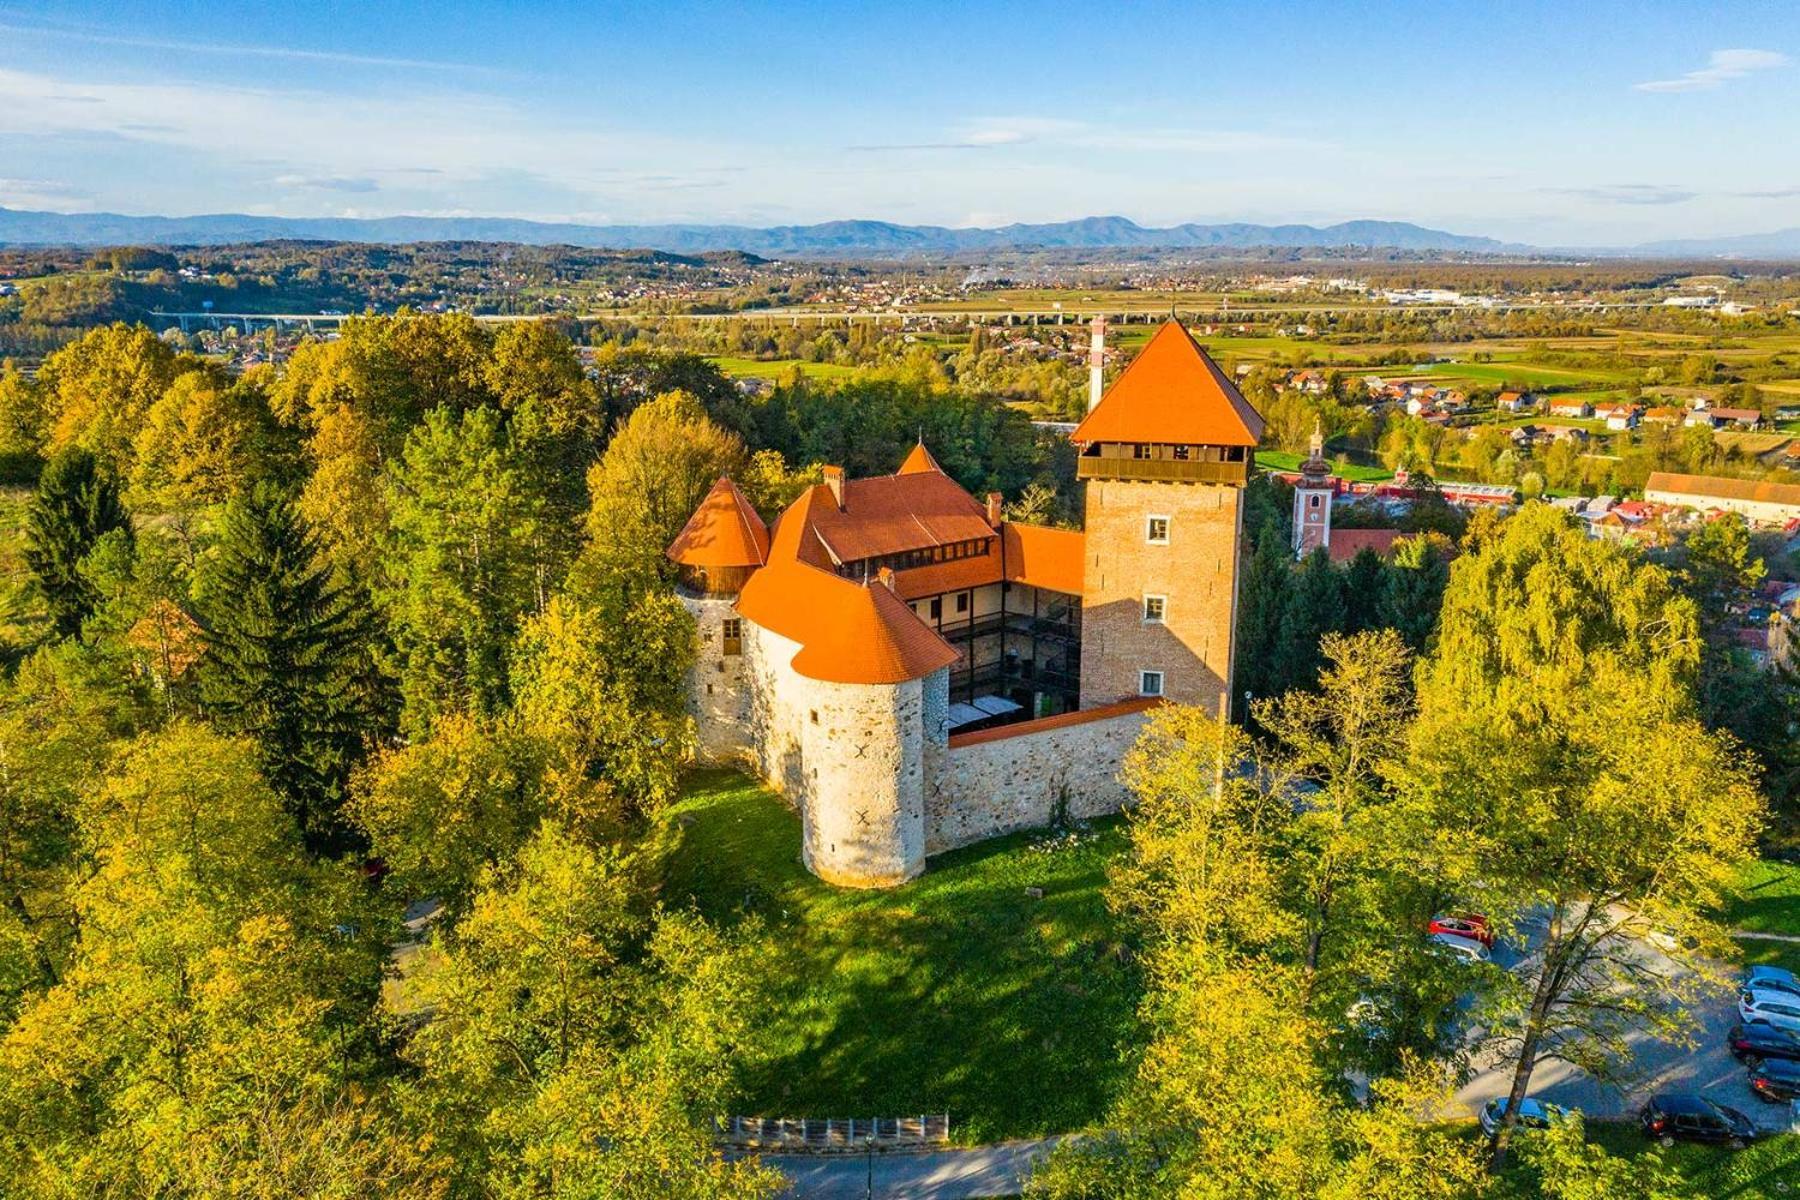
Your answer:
1308,494 -> 1321,509
1139,670 -> 1165,697
1142,594 -> 1166,623
1146,515 -> 1170,544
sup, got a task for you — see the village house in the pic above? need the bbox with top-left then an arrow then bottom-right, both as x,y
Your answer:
668,320 -> 1264,888
1644,471 -> 1800,526
1686,407 -> 1765,430
1547,397 -> 1594,419
1594,402 -> 1642,431
1496,390 -> 1536,414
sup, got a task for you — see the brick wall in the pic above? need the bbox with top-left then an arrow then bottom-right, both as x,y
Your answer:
1078,477 -> 1244,716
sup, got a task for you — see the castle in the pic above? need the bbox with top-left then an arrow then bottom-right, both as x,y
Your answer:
667,319 -> 1266,887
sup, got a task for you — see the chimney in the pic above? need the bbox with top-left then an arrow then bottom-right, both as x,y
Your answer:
876,566 -> 896,592
1087,315 -> 1108,412
985,491 -> 1003,527
823,465 -> 844,510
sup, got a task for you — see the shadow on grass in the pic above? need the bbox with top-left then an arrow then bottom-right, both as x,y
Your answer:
663,768 -> 1142,1143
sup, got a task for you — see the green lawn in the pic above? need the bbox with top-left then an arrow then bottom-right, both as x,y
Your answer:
1584,1123 -> 1800,1199
704,355 -> 865,381
1722,859 -> 1800,938
660,769 -> 1141,1143
1257,450 -> 1392,482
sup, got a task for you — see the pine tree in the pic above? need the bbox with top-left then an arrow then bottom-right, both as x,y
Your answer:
24,447 -> 131,639
1233,521 -> 1292,711
196,483 -> 374,852
1273,548 -> 1345,696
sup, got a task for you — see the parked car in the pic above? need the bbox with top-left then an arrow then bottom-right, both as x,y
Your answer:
1728,1020 -> 1800,1064
1430,931 -> 1491,963
1478,1096 -> 1567,1138
1738,987 -> 1800,1034
1748,1056 -> 1800,1103
1429,912 -> 1495,948
1639,1094 -> 1759,1148
1747,965 -> 1800,999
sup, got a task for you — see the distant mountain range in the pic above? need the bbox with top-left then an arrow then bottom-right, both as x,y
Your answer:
0,208 -> 1516,255
1,206 -> 1797,258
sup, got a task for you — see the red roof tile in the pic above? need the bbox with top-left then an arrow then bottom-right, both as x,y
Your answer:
1326,527 -> 1402,564
1002,523 -> 1085,594
666,476 -> 769,568
1072,320 -> 1266,448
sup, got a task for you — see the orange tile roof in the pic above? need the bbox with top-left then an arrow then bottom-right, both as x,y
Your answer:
1071,320 -> 1266,448
666,476 -> 769,568
1001,523 -> 1085,594
737,483 -> 960,684
806,472 -> 996,565
1644,471 -> 1800,508
892,552 -> 1002,601
896,441 -> 945,475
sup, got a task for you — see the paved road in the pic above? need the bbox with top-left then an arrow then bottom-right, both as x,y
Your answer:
764,1140 -> 1057,1199
1454,914 -> 1791,1133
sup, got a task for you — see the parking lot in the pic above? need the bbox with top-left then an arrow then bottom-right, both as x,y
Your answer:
1452,914 -> 1795,1134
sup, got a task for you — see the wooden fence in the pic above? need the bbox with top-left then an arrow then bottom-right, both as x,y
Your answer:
714,1114 -> 950,1152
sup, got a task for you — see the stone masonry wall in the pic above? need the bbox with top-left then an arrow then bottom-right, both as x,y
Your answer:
679,593 -> 753,762
929,705 -> 1153,854
735,621 -> 929,888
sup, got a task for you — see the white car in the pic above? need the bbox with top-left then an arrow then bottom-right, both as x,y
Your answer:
1738,987 -> 1800,1034
1430,931 -> 1492,963
1747,965 -> 1800,1000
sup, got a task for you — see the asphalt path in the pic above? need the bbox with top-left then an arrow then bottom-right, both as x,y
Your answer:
763,1140 -> 1057,1199
1454,913 -> 1796,1134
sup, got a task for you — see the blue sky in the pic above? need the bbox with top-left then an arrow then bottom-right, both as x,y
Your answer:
0,1 -> 1795,244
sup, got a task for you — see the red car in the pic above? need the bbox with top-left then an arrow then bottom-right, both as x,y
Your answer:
1429,913 -> 1494,948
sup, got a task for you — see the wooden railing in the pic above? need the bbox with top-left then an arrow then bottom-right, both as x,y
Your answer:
714,1114 -> 951,1152
1076,456 -> 1249,484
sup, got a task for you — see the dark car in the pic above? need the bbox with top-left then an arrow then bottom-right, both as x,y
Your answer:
1749,1056 -> 1800,1103
1639,1093 -> 1759,1148
1729,1020 -> 1800,1064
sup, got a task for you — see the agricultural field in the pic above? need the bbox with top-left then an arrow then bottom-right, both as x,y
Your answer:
659,769 -> 1141,1144
703,355 -> 866,381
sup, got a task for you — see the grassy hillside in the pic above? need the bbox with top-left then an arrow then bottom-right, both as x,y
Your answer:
660,769 -> 1141,1143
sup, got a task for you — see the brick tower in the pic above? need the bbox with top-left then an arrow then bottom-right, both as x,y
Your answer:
1071,320 -> 1265,716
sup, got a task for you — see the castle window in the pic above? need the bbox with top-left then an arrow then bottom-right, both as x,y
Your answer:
721,617 -> 742,656
929,598 -> 942,621
1133,443 -> 1150,459
1308,495 -> 1321,509
1173,445 -> 1191,461
1143,595 -> 1166,624
1139,670 -> 1165,698
810,710 -> 819,724
1146,515 -> 1170,544
956,592 -> 970,614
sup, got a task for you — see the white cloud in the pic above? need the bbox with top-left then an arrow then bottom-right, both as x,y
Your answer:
274,174 -> 380,193
1635,48 -> 1789,93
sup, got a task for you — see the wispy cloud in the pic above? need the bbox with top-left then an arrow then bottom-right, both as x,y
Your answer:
0,18 -> 492,73
851,116 -> 1322,156
1542,184 -> 1699,206
1736,186 -> 1800,199
1635,48 -> 1789,93
274,173 -> 380,193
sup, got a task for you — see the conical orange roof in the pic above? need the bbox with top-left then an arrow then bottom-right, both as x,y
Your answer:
736,485 -> 960,685
896,441 -> 944,475
666,477 -> 769,568
1072,320 -> 1265,447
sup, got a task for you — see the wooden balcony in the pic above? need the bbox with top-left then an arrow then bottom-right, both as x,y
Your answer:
1076,456 -> 1250,485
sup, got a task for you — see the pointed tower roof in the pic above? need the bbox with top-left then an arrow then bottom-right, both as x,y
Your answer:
1071,320 -> 1266,448
896,441 -> 944,475
666,477 -> 770,568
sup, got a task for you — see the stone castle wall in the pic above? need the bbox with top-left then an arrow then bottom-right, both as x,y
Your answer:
685,609 -> 931,889
928,701 -> 1154,855
679,594 -> 754,761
